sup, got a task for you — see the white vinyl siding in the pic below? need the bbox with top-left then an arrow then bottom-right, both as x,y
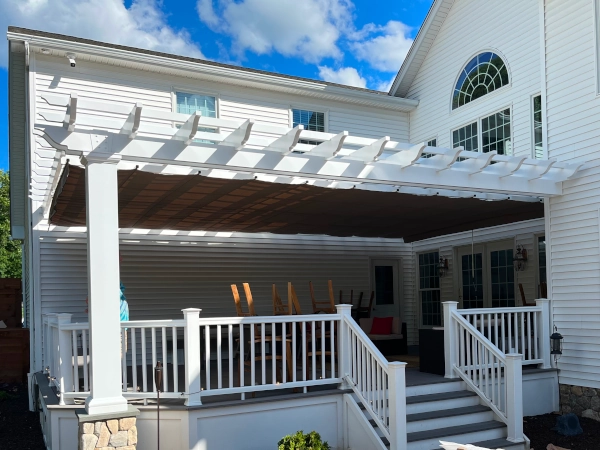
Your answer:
545,0 -> 600,388
407,0 -> 541,158
37,232 -> 418,344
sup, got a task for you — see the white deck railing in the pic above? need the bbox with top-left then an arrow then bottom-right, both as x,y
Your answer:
443,300 -> 551,443
41,305 -> 408,449
341,312 -> 407,449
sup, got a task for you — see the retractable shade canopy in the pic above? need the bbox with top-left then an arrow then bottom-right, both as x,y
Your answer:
50,166 -> 543,242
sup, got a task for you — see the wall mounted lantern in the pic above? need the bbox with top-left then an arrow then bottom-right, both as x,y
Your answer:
438,257 -> 449,278
513,244 -> 528,271
551,325 -> 563,360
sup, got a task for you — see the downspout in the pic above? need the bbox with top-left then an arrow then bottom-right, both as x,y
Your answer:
23,39 -> 37,412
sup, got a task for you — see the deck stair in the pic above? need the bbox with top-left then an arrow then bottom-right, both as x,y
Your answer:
350,373 -> 526,450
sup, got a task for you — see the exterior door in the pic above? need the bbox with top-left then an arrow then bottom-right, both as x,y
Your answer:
370,259 -> 401,317
457,246 -> 484,309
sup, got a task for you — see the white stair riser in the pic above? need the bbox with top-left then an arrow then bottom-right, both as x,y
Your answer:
406,381 -> 466,397
407,395 -> 480,415
407,427 -> 506,450
407,411 -> 494,433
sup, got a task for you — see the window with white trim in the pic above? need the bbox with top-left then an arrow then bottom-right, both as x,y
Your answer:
453,52 -> 509,109
419,251 -> 441,326
532,95 -> 543,159
175,92 -> 218,143
293,109 -> 325,145
452,109 -> 511,155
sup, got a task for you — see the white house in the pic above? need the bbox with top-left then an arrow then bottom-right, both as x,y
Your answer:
6,0 -> 600,449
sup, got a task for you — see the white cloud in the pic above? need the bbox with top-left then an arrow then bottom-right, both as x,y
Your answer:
374,76 -> 395,92
1,0 -> 204,67
318,66 -> 366,88
197,0 -> 354,63
351,20 -> 413,72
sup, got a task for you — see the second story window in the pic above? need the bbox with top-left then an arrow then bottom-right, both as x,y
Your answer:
453,109 -> 512,155
292,109 -> 325,132
175,92 -> 217,143
292,108 -> 325,146
453,52 -> 509,109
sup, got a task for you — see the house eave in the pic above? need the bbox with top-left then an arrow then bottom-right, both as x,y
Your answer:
7,28 -> 419,113
389,0 -> 454,98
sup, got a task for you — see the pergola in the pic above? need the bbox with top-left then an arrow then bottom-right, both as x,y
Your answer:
34,92 -> 581,415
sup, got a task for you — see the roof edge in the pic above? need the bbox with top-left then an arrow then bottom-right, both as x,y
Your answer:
389,0 -> 451,98
7,27 -> 419,112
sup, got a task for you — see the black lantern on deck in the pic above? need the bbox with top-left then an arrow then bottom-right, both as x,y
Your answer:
551,325 -> 563,358
154,361 -> 163,392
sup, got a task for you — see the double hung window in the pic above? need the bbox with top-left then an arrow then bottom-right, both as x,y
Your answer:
452,108 -> 512,155
532,95 -> 543,159
175,92 -> 218,143
292,109 -> 325,145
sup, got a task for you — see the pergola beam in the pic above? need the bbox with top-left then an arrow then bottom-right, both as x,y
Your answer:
34,93 -> 585,199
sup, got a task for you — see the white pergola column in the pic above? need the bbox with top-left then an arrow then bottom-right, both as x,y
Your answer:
82,153 -> 128,415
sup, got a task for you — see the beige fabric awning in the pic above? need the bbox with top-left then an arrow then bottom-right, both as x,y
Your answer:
50,166 -> 543,243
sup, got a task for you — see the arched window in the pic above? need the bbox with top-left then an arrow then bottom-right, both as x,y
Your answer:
452,52 -> 509,109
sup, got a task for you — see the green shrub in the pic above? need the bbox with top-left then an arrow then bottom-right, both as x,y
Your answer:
277,430 -> 331,450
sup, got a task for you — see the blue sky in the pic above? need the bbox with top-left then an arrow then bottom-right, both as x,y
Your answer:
0,0 -> 433,171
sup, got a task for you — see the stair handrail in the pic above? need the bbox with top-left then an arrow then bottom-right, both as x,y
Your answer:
336,305 -> 407,450
443,302 -> 524,444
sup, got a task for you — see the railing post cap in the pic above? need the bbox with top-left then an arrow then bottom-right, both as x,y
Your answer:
535,298 -> 550,304
181,308 -> 202,313
388,361 -> 408,369
56,313 -> 72,322
506,353 -> 523,360
335,304 -> 352,314
442,301 -> 459,305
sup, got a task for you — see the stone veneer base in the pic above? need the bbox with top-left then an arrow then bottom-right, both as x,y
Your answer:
76,406 -> 140,450
560,383 -> 600,421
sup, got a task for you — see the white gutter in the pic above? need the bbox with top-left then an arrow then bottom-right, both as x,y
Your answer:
7,30 -> 419,113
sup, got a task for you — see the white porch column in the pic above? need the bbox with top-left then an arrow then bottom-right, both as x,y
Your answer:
505,354 -> 524,443
388,361 -> 407,450
536,299 -> 552,369
443,301 -> 459,379
335,304 -> 352,389
82,153 -> 128,415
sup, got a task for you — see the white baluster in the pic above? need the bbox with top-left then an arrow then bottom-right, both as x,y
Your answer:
131,328 -> 137,393
172,326 -> 178,393
72,330 -> 79,393
205,325 -> 211,390
141,328 -> 147,395
162,327 -> 168,391
56,314 -> 74,404
82,329 -> 89,392
228,324 -> 233,389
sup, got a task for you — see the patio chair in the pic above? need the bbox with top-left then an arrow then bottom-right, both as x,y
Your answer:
294,282 -> 334,378
356,291 -> 375,319
272,284 -> 292,316
309,280 -> 336,314
231,283 -> 293,388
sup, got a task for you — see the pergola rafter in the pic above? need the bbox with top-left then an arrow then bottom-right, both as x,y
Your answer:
35,92 -> 583,205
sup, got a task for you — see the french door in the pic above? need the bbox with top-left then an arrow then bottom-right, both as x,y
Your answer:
457,240 -> 515,309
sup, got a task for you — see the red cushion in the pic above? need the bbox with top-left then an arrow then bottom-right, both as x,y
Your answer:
370,317 -> 393,335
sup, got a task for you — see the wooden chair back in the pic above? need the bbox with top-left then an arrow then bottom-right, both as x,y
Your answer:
231,283 -> 256,317
309,280 -> 336,314
357,291 -> 375,318
272,284 -> 292,315
288,282 -> 303,315
519,283 -> 535,307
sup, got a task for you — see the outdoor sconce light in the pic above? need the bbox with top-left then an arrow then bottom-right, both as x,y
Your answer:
551,325 -> 563,360
438,257 -> 448,277
513,244 -> 528,271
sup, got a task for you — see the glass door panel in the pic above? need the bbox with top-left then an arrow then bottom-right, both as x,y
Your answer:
461,253 -> 484,309
371,259 -> 400,317
490,248 -> 515,307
